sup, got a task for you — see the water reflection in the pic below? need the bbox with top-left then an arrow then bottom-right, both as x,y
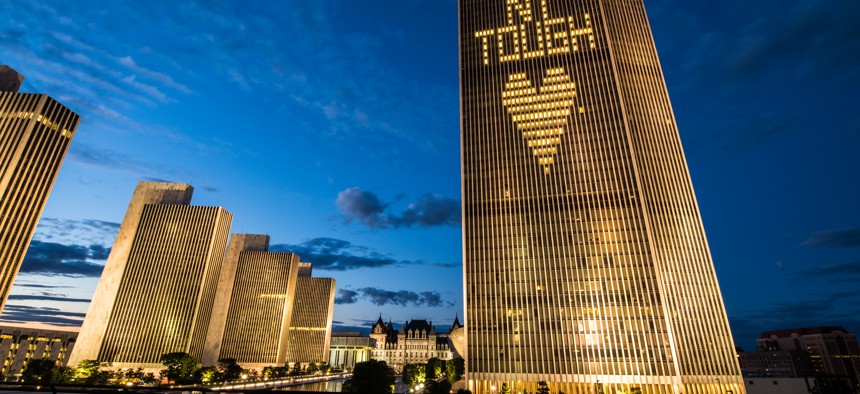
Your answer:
278,378 -> 345,392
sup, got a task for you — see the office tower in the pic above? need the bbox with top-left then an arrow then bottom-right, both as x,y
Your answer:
285,276 -> 336,365
0,65 -> 79,311
68,182 -> 232,368
202,234 -> 304,369
460,1 -> 743,393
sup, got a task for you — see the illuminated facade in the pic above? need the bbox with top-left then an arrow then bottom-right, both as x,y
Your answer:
284,277 -> 336,365
202,234 -> 300,369
68,182 -> 232,368
460,1 -> 743,393
0,324 -> 77,380
202,235 -> 336,369
0,66 -> 79,311
370,317 -> 456,372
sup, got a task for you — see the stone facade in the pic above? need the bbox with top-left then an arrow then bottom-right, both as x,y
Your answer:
369,316 -> 459,372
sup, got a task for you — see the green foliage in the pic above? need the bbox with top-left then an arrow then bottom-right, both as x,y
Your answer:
217,358 -> 243,381
500,382 -> 511,394
630,388 -> 642,394
289,362 -> 304,376
446,358 -> 465,383
51,366 -> 74,384
159,352 -> 199,384
425,378 -> 452,394
22,359 -> 57,384
537,380 -> 550,394
426,358 -> 445,380
402,363 -> 426,386
342,360 -> 395,394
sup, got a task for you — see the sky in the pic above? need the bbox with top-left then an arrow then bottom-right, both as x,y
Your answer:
0,0 -> 858,350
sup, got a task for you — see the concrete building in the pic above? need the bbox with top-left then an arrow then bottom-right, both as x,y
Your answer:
460,1 -> 743,392
284,277 -> 336,365
328,332 -> 373,371
738,349 -> 813,378
202,234 -> 336,369
0,65 -> 80,311
0,324 -> 77,381
758,327 -> 860,389
201,234 -> 299,369
370,317 -> 455,372
68,182 -> 232,369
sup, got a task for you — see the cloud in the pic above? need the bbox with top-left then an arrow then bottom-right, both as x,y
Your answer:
19,240 -> 107,277
0,305 -> 85,327
271,237 -> 420,271
7,294 -> 91,303
335,289 -> 359,304
334,287 -> 450,307
336,188 -> 387,228
798,261 -> 860,279
336,187 -> 460,229
801,228 -> 860,247
729,291 -> 860,349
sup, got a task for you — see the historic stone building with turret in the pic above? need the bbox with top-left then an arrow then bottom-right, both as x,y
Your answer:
368,316 -> 459,372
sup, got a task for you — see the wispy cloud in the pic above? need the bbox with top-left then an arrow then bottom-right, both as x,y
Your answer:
336,187 -> 460,229
7,294 -> 91,303
0,305 -> 85,327
801,228 -> 860,248
271,238 -> 421,271
335,287 -> 451,307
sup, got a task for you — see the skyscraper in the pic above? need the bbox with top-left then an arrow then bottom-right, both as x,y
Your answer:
0,65 -> 79,311
68,182 -> 232,368
459,1 -> 743,393
285,276 -> 336,365
202,234 -> 301,369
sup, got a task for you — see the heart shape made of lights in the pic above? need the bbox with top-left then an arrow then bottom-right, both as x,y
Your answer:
502,67 -> 577,173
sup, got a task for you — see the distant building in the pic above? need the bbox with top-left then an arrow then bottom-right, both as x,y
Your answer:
0,65 -> 80,311
284,277 -> 336,365
757,326 -> 860,388
202,234 -> 300,369
738,349 -> 814,378
369,316 -> 457,372
69,182 -> 233,369
0,324 -> 77,381
328,332 -> 373,370
202,234 -> 336,369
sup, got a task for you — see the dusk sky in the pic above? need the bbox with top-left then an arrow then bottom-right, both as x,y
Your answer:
1,0 -> 858,350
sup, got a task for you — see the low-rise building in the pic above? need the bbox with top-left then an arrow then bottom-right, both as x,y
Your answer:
369,316 -> 458,372
328,332 -> 372,370
0,324 -> 77,381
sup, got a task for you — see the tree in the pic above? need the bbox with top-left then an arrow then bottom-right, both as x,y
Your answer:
425,379 -> 452,394
217,358 -> 243,381
537,380 -> 550,394
402,363 -> 426,386
446,358 -> 465,383
22,359 -> 56,384
51,366 -> 74,384
342,360 -> 395,394
159,352 -> 199,384
289,362 -> 304,376
426,358 -> 445,380
500,382 -> 511,394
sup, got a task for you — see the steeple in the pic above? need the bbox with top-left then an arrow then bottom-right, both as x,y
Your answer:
450,314 -> 462,331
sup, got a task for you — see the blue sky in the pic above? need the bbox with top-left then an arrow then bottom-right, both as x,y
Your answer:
1,0 -> 858,350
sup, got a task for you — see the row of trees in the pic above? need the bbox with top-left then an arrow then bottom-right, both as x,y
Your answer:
402,357 -> 465,386
20,352 -> 334,387
341,358 -> 467,394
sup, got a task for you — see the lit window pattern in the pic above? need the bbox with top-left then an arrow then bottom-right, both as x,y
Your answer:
460,1 -> 744,393
94,204 -> 232,366
0,93 -> 79,312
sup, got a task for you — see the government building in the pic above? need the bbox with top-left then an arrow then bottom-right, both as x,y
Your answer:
0,65 -> 80,311
460,0 -> 743,393
368,316 -> 460,372
69,182 -> 336,371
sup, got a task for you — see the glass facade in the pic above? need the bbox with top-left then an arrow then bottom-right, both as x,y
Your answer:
460,1 -> 743,393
